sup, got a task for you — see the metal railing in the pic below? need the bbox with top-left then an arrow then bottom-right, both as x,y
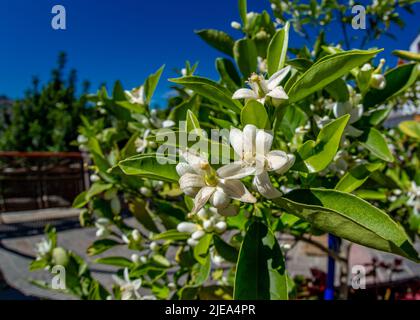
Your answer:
0,152 -> 88,212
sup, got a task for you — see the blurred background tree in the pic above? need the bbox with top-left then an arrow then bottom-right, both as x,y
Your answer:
0,52 -> 94,152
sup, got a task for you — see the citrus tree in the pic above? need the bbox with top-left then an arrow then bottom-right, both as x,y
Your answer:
30,0 -> 419,300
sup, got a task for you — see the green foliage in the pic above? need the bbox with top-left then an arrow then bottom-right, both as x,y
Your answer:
0,52 -> 94,151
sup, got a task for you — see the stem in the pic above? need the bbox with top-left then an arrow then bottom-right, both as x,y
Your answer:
294,235 -> 347,263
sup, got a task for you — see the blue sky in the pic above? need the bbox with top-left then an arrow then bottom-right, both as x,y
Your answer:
0,0 -> 419,106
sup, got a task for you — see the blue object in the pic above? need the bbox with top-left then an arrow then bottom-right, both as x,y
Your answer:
324,234 -> 340,300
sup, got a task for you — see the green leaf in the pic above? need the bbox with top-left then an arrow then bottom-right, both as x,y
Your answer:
296,115 -> 349,173
144,65 -> 165,104
186,110 -> 201,133
325,78 -> 349,102
87,239 -> 120,256
392,50 -> 420,62
152,230 -> 191,241
359,128 -> 394,162
278,105 -> 308,140
287,49 -> 382,103
72,191 -> 88,208
95,257 -> 133,267
169,76 -> 242,113
241,100 -> 269,129
335,162 -> 384,193
168,95 -> 200,122
213,236 -> 239,263
195,29 -> 234,56
29,258 -> 48,271
267,22 -> 290,76
363,63 -> 419,109
129,199 -> 160,233
216,58 -> 241,92
238,0 -> 247,27
274,189 -> 419,262
399,120 -> 420,140
234,220 -> 288,300
118,154 -> 179,182
194,233 -> 213,265
86,182 -> 113,200
234,39 -> 257,78
112,80 -> 126,101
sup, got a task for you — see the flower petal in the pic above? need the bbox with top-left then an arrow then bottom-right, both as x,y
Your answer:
243,124 -> 257,156
267,150 -> 295,174
333,101 -> 352,119
179,173 -> 205,197
220,179 -> 256,203
266,86 -> 288,100
192,186 -> 216,213
210,189 -> 231,209
179,150 -> 208,175
267,66 -> 291,90
256,130 -> 273,156
176,162 -> 195,176
229,128 -> 244,158
232,88 -> 258,100
217,162 -> 255,180
253,172 -> 282,199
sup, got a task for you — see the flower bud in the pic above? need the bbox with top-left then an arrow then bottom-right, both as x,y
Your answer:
90,174 -> 100,182
140,187 -> 152,197
150,241 -> 159,252
370,74 -> 386,90
177,222 -> 199,234
187,238 -> 199,247
191,230 -> 206,240
214,221 -> 227,233
110,197 -> 121,215
203,219 -> 214,232
131,254 -> 140,264
132,229 -> 141,242
231,21 -> 241,29
52,247 -> 69,267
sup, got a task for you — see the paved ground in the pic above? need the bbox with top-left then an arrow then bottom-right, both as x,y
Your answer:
0,208 -> 419,300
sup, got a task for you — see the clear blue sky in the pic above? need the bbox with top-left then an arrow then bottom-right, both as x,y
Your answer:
0,0 -> 419,106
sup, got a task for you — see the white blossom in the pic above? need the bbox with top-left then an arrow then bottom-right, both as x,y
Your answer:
112,268 -> 155,300
35,238 -> 52,258
95,218 -> 111,238
177,207 -> 228,247
125,86 -> 146,105
232,67 -> 290,106
220,124 -> 295,199
176,150 -> 256,213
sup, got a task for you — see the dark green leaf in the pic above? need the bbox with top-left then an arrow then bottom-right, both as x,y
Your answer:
234,220 -> 288,300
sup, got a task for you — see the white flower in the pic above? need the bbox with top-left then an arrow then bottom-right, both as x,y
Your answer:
135,129 -> 151,153
177,207 -> 229,247
408,182 -> 420,216
176,150 -> 256,213
220,124 -> 295,199
232,66 -> 290,106
125,86 -> 146,105
257,57 -> 268,74
35,238 -> 52,258
95,218 -> 111,238
112,268 -> 149,300
149,109 -> 175,129
333,90 -> 364,137
90,174 -> 100,182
